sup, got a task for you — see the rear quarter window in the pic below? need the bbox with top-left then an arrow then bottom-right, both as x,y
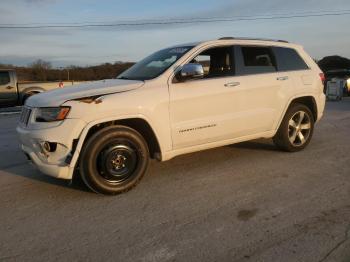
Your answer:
273,47 -> 309,72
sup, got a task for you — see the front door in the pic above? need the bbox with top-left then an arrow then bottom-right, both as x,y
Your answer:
169,46 -> 247,149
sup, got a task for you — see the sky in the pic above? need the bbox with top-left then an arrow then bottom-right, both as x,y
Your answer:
1,0 -> 350,67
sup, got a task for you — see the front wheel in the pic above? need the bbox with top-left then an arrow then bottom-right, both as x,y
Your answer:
273,103 -> 315,152
79,126 -> 149,195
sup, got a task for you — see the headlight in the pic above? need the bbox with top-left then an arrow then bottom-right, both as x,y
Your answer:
35,107 -> 70,122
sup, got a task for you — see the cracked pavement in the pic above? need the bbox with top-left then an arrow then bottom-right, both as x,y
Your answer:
0,99 -> 349,261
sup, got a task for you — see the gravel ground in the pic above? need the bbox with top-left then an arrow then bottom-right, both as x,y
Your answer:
0,99 -> 349,262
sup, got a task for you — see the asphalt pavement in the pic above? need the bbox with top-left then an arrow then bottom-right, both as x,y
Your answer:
0,100 -> 349,262
0,106 -> 22,115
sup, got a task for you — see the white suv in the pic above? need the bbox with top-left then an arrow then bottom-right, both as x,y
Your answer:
17,37 -> 326,195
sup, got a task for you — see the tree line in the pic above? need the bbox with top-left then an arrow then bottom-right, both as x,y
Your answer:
318,56 -> 350,72
1,55 -> 350,82
0,59 -> 134,82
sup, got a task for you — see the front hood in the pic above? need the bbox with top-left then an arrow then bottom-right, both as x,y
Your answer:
26,79 -> 144,107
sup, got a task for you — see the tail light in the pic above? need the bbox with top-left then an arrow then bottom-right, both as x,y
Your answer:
319,73 -> 325,84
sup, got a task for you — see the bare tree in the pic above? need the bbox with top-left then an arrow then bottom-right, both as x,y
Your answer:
7,61 -> 134,82
29,59 -> 52,81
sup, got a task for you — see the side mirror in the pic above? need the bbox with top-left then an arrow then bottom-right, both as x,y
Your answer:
177,63 -> 204,82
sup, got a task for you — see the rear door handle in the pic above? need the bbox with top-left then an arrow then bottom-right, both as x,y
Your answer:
224,82 -> 240,87
277,76 -> 289,81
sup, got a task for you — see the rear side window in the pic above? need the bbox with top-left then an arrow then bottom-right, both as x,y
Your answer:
239,46 -> 277,75
0,72 -> 10,85
273,47 -> 309,71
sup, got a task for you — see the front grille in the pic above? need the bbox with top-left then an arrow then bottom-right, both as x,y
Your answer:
20,107 -> 32,126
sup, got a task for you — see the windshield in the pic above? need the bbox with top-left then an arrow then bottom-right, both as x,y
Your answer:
117,46 -> 194,81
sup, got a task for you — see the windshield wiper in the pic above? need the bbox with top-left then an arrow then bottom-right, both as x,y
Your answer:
118,76 -> 135,80
118,76 -> 146,81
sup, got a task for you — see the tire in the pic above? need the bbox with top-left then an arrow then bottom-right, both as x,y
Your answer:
273,103 -> 315,152
79,126 -> 149,195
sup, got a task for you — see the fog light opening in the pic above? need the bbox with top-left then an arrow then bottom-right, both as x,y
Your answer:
42,142 -> 57,153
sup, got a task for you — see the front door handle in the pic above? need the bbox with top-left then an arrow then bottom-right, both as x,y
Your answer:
277,76 -> 289,81
224,82 -> 240,87
6,86 -> 15,90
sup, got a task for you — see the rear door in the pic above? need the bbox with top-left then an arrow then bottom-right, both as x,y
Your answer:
0,71 -> 17,105
232,45 -> 294,133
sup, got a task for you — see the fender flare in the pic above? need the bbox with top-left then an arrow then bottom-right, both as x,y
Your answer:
67,114 -> 163,171
20,86 -> 45,102
273,94 -> 318,135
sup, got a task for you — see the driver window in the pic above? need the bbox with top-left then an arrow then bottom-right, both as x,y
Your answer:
190,47 -> 234,78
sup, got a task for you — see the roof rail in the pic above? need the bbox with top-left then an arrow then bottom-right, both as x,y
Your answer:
218,37 -> 289,43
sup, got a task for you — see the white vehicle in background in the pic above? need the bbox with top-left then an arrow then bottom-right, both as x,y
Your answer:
17,37 -> 326,195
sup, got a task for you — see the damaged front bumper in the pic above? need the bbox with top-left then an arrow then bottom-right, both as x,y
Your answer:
16,118 -> 86,180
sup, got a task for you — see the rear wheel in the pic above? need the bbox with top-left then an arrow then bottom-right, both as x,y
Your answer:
273,103 -> 314,152
79,126 -> 149,195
